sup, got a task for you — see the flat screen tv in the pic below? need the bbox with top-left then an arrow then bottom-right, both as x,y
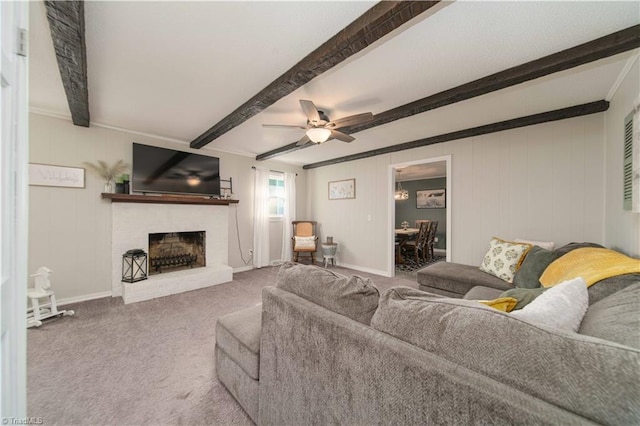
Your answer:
132,143 -> 221,196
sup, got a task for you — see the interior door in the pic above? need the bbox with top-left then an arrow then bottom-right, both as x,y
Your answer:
1,0 -> 29,417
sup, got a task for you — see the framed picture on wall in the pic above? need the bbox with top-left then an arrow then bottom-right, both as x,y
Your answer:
29,163 -> 85,188
416,188 -> 445,209
328,178 -> 356,200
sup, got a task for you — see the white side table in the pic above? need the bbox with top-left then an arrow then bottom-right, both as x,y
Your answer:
321,243 -> 338,268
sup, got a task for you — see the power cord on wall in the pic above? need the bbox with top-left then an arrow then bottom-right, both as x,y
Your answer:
233,203 -> 252,265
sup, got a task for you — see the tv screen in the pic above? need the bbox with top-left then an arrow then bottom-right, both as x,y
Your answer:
132,143 -> 221,196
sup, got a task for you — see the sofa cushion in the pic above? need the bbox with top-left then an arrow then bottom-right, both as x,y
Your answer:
215,345 -> 259,422
479,237 -> 532,283
417,262 -> 512,297
215,304 -> 262,380
540,248 -> 640,287
463,285 -> 504,301
510,277 -> 588,332
513,246 -> 558,289
579,283 -> 640,349
276,262 -> 379,325
588,273 -> 640,305
371,286 -> 640,425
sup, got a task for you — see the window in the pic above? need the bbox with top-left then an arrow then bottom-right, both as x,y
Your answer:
269,173 -> 285,217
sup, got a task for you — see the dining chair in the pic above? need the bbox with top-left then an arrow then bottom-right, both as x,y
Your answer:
415,219 -> 431,230
291,221 -> 318,264
425,221 -> 439,261
402,221 -> 430,264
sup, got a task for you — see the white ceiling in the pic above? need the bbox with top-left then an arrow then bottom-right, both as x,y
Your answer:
29,1 -> 640,172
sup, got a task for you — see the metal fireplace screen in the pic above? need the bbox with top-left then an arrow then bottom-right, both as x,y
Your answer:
148,231 -> 206,275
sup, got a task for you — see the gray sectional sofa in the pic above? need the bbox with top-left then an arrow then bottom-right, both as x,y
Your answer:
216,256 -> 640,425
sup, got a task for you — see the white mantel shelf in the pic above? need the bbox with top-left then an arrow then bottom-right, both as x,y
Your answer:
102,193 -> 238,205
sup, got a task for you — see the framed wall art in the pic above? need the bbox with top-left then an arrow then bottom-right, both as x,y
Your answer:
328,178 -> 356,200
416,188 -> 446,209
29,163 -> 85,188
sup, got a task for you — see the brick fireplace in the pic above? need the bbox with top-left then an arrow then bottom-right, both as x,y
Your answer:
110,201 -> 233,304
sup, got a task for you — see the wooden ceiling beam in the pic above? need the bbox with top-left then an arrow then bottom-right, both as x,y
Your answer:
256,24 -> 639,161
302,100 -> 609,169
44,1 -> 90,127
190,1 -> 441,149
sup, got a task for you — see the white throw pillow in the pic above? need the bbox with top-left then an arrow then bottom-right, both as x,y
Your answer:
479,237 -> 531,283
514,238 -> 555,251
510,277 -> 588,332
294,236 -> 316,249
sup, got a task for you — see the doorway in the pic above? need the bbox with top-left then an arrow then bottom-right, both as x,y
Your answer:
388,155 -> 451,276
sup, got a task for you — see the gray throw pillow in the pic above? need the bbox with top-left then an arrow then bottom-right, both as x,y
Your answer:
500,287 -> 547,310
579,283 -> 640,349
276,261 -> 380,325
513,246 -> 558,289
554,242 -> 604,257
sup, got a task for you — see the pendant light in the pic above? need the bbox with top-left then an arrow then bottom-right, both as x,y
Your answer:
394,170 -> 409,200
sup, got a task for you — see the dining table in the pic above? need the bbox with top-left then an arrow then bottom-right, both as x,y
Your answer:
395,227 -> 420,264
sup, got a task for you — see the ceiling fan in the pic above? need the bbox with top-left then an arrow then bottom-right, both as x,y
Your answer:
263,100 -> 373,146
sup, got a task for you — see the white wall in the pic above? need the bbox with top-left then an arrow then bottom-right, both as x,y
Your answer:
604,56 -> 640,257
28,112 -> 305,301
307,113 -> 606,276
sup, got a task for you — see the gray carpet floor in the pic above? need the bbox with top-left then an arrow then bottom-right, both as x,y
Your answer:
27,264 -> 419,425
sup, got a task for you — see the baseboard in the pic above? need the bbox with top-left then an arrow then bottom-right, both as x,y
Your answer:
233,265 -> 254,273
338,263 -> 388,277
57,291 -> 112,306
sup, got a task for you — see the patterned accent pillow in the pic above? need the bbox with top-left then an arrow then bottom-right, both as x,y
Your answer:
479,237 -> 532,283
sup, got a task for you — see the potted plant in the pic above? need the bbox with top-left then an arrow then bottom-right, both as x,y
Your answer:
83,160 -> 129,193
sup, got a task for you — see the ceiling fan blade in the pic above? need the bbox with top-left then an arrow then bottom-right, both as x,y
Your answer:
328,112 -> 373,129
299,100 -> 321,123
262,124 -> 307,129
330,129 -> 355,143
296,134 -> 312,146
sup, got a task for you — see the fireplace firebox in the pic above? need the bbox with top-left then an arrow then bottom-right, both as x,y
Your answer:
148,231 -> 205,274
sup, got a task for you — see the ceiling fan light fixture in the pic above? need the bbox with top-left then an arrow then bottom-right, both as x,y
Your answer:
306,127 -> 332,143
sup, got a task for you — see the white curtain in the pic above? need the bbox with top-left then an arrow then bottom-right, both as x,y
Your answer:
253,167 -> 271,268
281,172 -> 297,261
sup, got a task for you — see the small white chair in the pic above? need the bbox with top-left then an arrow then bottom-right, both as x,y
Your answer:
27,267 -> 74,328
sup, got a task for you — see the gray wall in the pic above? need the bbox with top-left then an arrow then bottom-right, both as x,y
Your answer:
395,178 -> 447,249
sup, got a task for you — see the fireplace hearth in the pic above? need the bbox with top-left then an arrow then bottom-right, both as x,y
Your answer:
148,231 -> 205,275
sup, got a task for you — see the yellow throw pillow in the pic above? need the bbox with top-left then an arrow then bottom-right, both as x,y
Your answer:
478,297 -> 518,312
539,247 -> 640,288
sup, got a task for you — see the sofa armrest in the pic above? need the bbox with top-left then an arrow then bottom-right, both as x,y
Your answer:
259,286 -> 591,425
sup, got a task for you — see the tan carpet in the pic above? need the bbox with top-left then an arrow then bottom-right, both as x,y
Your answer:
27,265 -> 418,425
